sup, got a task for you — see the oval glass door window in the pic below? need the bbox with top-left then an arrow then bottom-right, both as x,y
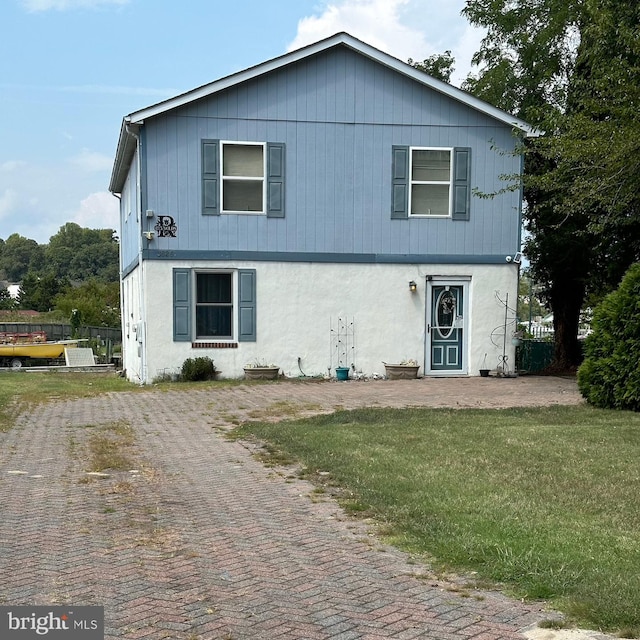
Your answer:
436,290 -> 456,339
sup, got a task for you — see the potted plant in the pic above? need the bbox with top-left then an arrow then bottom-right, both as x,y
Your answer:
243,361 -> 280,380
383,359 -> 420,380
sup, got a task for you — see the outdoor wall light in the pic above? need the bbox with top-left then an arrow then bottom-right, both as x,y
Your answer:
409,280 -> 417,292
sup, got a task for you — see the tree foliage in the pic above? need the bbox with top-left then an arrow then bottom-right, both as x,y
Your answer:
462,0 -> 640,370
577,263 -> 640,411
0,234 -> 45,282
408,50 -> 455,82
0,287 -> 16,311
46,223 -> 119,282
0,223 -> 120,325
54,280 -> 121,327
18,272 -> 70,313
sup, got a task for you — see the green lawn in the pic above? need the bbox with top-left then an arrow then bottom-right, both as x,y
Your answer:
234,405 -> 640,636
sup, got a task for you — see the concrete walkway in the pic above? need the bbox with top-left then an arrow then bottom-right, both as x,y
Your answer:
0,376 -> 605,640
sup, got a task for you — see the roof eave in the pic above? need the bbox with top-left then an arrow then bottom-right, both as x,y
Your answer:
109,120 -> 139,194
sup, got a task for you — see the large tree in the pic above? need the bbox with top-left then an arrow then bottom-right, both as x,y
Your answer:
46,222 -> 119,282
54,279 -> 120,327
0,234 -> 45,282
18,272 -> 70,313
461,0 -> 640,370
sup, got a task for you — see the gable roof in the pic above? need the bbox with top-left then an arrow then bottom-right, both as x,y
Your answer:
110,32 -> 536,193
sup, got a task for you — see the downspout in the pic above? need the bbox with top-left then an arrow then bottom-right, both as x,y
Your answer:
126,121 -> 148,384
111,192 -> 125,374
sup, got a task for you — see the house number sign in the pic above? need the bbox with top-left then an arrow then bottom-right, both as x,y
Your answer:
154,215 -> 178,238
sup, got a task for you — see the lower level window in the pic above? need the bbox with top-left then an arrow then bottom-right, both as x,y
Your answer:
196,272 -> 233,338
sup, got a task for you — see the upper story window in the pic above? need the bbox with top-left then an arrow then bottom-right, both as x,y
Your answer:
410,148 -> 452,217
202,139 -> 285,218
391,145 -> 470,221
221,142 -> 265,214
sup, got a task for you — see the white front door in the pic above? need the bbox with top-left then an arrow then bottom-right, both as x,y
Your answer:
426,279 -> 469,375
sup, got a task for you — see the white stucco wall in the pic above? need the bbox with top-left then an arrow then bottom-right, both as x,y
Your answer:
121,266 -> 144,383
130,260 -> 520,383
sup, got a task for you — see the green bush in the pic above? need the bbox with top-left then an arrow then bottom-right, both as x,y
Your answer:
180,357 -> 217,382
577,263 -> 640,410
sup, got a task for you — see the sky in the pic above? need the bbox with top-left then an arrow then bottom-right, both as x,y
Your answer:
0,0 -> 486,246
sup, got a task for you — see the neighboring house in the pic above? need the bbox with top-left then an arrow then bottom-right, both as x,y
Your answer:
109,32 -> 535,384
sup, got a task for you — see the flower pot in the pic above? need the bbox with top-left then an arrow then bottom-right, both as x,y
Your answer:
335,366 -> 350,381
243,366 -> 280,380
384,364 -> 420,380
479,369 -> 490,377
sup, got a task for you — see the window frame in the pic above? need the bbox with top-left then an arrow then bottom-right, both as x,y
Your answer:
408,146 -> 454,218
194,270 -> 237,341
220,141 -> 267,215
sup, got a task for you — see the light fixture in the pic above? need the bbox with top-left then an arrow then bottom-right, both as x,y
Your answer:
409,280 -> 417,292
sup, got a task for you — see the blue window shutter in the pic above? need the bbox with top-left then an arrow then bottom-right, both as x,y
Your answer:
238,269 -> 257,342
202,140 -> 219,215
452,147 -> 471,221
173,269 -> 192,342
391,146 -> 409,219
267,143 -> 285,218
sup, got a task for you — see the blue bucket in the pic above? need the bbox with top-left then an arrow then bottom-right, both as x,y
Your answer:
335,366 -> 350,381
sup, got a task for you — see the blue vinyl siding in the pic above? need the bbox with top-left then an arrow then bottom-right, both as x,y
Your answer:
139,46 -> 524,260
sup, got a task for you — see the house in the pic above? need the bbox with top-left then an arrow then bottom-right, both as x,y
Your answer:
109,32 -> 535,384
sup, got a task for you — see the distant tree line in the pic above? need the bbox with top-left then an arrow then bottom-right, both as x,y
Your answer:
0,222 -> 120,327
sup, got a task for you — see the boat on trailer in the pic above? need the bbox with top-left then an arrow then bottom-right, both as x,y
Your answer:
0,332 -> 81,368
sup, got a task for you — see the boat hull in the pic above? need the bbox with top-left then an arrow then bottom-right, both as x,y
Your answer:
0,342 -> 76,360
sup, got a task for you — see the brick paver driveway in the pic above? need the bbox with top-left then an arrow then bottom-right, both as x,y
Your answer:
0,376 -> 581,639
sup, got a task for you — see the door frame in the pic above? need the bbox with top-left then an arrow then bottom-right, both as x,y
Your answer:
424,276 -> 470,376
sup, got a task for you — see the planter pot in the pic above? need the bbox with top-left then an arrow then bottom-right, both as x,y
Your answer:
244,366 -> 280,380
384,364 -> 420,380
335,366 -> 350,381
479,369 -> 490,378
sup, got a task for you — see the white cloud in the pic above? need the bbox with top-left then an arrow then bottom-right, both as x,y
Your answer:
69,149 -> 114,173
289,0 -> 486,86
0,189 -> 19,220
20,0 -> 128,11
289,0 -> 431,62
0,161 -> 27,172
71,191 -> 119,231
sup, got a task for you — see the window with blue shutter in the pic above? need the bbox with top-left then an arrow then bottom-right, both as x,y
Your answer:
173,268 -> 257,343
202,140 -> 285,217
393,146 -> 472,219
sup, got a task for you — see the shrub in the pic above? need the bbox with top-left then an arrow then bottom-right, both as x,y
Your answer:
577,263 -> 640,410
180,357 -> 217,382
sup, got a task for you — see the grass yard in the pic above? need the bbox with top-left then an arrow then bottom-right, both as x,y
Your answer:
234,405 -> 640,636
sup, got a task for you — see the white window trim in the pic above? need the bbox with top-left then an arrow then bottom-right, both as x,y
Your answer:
193,270 -> 238,341
408,146 -> 453,218
220,141 -> 267,215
